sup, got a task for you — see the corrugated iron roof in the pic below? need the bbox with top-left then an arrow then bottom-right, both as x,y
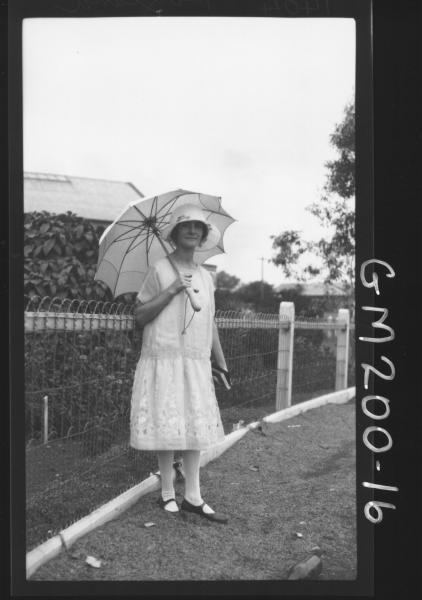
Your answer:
24,172 -> 144,222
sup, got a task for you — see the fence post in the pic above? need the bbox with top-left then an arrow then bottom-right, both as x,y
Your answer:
335,308 -> 350,391
43,395 -> 49,445
276,302 -> 295,411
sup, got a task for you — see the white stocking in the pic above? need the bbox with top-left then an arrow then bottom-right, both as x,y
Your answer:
182,450 -> 215,514
157,451 -> 178,512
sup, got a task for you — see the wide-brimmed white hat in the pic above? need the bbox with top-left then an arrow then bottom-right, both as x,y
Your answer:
162,203 -> 221,252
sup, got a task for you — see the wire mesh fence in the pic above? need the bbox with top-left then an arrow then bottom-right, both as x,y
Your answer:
215,311 -> 283,430
292,318 -> 338,404
24,297 -> 354,553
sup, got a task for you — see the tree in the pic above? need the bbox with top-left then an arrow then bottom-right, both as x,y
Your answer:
271,100 -> 355,302
214,270 -> 280,313
235,281 -> 280,313
277,285 -> 325,318
215,270 -> 240,291
270,231 -> 312,280
214,270 -> 241,311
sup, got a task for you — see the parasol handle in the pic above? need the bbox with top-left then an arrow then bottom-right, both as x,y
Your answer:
154,234 -> 202,312
184,284 -> 202,312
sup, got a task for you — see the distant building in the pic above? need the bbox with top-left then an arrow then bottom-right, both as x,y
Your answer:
24,171 -> 144,229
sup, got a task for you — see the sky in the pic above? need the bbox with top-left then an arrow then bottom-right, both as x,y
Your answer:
23,17 -> 355,286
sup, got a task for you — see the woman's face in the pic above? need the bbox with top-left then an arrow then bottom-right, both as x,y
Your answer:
174,220 -> 205,250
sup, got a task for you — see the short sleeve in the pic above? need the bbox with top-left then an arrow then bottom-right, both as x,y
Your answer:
137,266 -> 161,304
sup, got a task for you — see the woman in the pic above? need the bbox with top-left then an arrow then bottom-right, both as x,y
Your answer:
130,204 -> 230,523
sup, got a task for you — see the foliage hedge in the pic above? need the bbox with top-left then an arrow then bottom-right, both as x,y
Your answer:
24,211 -> 114,301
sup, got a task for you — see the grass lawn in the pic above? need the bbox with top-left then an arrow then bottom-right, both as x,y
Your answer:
26,387 -> 336,551
31,399 -> 356,581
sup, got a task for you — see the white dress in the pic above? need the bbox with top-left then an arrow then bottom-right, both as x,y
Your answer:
130,257 -> 225,450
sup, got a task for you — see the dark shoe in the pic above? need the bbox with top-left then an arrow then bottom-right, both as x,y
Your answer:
180,498 -> 228,524
157,497 -> 179,513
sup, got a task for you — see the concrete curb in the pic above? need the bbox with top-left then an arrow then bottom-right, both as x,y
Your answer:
25,536 -> 63,581
200,426 -> 250,467
26,387 -> 355,579
263,387 -> 355,424
26,473 -> 163,579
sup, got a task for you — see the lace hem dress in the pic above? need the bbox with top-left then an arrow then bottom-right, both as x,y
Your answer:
130,257 -> 225,450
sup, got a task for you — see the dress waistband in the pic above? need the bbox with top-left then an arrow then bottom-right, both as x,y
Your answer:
140,346 -> 210,360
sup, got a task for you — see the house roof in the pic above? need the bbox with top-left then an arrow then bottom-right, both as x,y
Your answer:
24,172 -> 144,222
276,281 -> 347,296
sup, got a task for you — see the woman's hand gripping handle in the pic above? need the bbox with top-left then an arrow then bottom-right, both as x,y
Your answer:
167,258 -> 201,312
168,272 -> 193,294
154,232 -> 201,312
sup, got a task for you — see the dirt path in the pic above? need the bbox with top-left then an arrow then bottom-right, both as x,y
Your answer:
32,400 -> 356,581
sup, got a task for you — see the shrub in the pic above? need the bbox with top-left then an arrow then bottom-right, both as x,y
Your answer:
24,211 -> 127,302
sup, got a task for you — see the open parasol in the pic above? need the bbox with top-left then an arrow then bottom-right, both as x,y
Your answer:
94,189 -> 235,310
